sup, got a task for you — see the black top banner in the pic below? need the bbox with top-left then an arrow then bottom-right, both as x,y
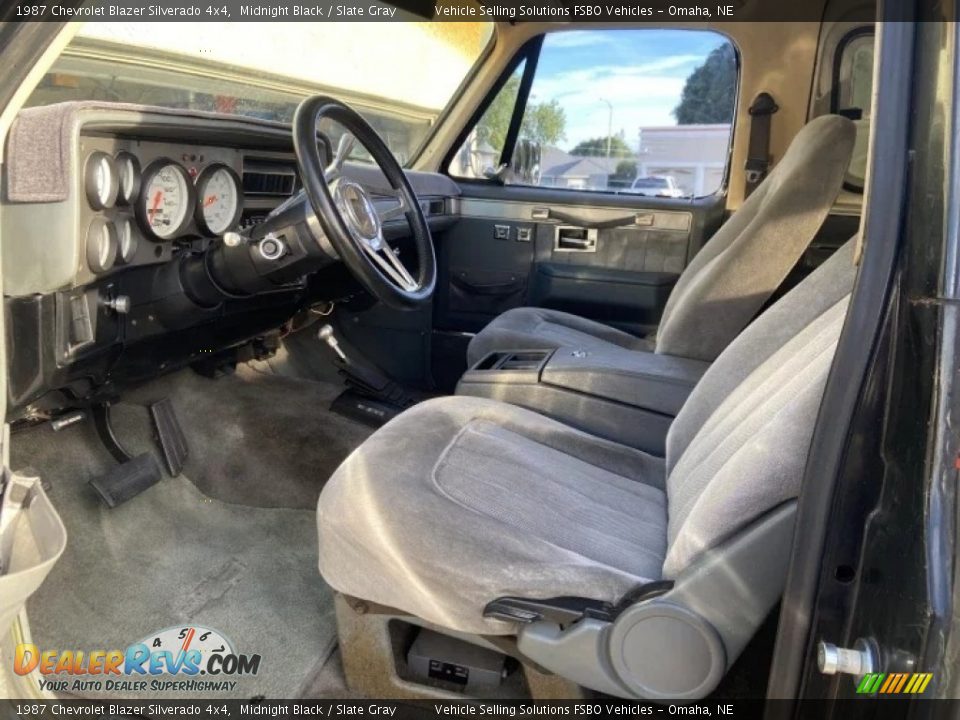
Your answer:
2,0 -> 883,23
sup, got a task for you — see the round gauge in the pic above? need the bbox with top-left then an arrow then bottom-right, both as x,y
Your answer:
134,625 -> 235,668
116,216 -> 138,264
136,160 -> 195,241
115,151 -> 141,206
83,151 -> 119,210
86,217 -> 118,274
194,164 -> 243,236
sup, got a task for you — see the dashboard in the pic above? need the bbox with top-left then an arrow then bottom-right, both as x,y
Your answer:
2,102 -> 459,419
72,136 -> 316,285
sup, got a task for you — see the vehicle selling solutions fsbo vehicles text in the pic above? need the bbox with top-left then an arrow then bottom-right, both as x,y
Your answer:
432,4 -> 733,18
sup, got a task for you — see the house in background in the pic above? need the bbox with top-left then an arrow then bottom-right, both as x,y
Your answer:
539,147 -> 622,190
540,124 -> 732,195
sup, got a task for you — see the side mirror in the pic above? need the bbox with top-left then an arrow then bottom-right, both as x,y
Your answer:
510,139 -> 542,184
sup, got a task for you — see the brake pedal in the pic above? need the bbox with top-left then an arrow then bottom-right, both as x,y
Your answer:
150,398 -> 188,476
89,453 -> 162,508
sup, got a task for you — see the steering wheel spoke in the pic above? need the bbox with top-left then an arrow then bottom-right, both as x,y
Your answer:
376,189 -> 409,223
324,133 -> 356,182
360,235 -> 418,291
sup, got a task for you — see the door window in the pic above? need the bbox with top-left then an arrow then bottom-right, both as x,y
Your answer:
833,31 -> 874,190
450,29 -> 738,198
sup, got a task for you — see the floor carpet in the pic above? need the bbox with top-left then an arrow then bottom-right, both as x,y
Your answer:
11,367 -> 370,699
117,365 -> 372,509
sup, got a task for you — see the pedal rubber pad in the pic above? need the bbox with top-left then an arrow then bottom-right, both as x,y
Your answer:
150,398 -> 189,476
89,453 -> 162,508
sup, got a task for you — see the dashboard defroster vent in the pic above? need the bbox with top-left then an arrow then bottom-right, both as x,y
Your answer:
242,159 -> 298,196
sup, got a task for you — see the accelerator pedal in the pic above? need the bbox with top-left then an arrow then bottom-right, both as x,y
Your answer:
89,453 -> 162,508
150,398 -> 189,476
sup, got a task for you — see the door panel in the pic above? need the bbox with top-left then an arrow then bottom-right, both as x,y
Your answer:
434,184 -> 727,335
435,215 -> 535,333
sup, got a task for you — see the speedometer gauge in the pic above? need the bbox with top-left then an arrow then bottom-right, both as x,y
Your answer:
84,152 -> 118,210
136,160 -> 195,240
194,164 -> 242,236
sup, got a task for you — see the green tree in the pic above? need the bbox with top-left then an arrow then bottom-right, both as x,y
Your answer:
522,99 -> 567,146
613,159 -> 638,180
570,135 -> 634,158
475,73 -> 567,152
673,43 -> 737,124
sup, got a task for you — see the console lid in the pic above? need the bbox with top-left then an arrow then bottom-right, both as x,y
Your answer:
542,347 -> 709,417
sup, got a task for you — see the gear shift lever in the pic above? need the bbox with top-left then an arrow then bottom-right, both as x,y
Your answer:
317,323 -> 391,395
317,322 -> 418,419
318,324 -> 347,362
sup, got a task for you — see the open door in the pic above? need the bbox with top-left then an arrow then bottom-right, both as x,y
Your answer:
0,17 -> 72,700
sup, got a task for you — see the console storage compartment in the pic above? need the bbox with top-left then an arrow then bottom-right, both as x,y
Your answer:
456,346 -> 709,455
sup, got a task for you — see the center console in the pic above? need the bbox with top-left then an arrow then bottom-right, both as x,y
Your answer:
456,347 -> 710,455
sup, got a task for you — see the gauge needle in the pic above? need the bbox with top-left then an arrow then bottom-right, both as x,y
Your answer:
204,195 -> 217,207
180,627 -> 196,653
148,190 -> 163,221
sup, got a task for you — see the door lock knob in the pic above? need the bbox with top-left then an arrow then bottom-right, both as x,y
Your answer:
818,638 -> 878,677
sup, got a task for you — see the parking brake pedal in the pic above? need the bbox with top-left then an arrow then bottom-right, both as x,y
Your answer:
150,398 -> 188,476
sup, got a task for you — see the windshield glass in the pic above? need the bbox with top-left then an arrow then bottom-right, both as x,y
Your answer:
26,18 -> 494,166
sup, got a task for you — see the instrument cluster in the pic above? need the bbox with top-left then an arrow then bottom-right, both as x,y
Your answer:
80,146 -> 244,276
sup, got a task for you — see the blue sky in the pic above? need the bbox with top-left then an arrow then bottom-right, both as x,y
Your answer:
529,29 -> 730,151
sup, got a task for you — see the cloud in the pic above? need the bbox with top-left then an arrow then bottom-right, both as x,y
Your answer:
545,31 -> 618,49
527,58 -> 703,150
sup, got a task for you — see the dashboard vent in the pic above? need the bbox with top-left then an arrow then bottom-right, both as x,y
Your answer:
242,159 -> 298,196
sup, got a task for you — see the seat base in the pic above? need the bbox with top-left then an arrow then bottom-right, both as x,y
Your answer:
333,594 -> 585,700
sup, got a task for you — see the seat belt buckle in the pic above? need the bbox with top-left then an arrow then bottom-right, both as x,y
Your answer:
744,157 -> 769,185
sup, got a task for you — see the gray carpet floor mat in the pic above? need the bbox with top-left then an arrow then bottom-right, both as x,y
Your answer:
118,365 -> 372,509
10,367 -> 368,699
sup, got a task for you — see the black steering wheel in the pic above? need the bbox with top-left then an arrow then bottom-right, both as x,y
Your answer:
292,96 -> 436,310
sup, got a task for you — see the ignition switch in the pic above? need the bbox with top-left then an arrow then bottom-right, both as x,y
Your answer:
101,295 -> 131,315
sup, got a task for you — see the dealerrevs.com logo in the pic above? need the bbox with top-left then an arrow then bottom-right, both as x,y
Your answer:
14,625 -> 261,694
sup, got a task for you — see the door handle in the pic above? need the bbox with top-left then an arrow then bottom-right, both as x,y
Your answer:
555,226 -> 597,252
533,206 -> 654,230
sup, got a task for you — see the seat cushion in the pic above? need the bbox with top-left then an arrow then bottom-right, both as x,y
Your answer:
317,396 -> 667,635
466,307 -> 652,367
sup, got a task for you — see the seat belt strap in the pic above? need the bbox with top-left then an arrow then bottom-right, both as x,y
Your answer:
744,92 -> 779,197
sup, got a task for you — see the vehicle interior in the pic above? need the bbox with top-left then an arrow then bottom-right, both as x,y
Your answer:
5,0 -> 936,703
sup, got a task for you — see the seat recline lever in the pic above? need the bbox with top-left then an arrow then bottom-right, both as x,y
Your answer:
483,580 -> 674,626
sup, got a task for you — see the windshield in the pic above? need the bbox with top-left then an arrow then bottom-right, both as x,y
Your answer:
26,18 -> 494,166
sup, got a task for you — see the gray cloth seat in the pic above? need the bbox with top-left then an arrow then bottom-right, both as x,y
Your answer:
317,240 -> 858,636
466,114 -> 855,366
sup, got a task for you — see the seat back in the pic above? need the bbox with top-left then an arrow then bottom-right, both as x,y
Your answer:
662,239 -> 857,577
653,115 -> 856,362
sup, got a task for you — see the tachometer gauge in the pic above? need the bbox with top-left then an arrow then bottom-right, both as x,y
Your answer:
86,217 -> 118,274
115,151 -> 141,206
84,151 -> 119,210
194,164 -> 243,236
136,160 -> 195,240
116,216 -> 138,264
